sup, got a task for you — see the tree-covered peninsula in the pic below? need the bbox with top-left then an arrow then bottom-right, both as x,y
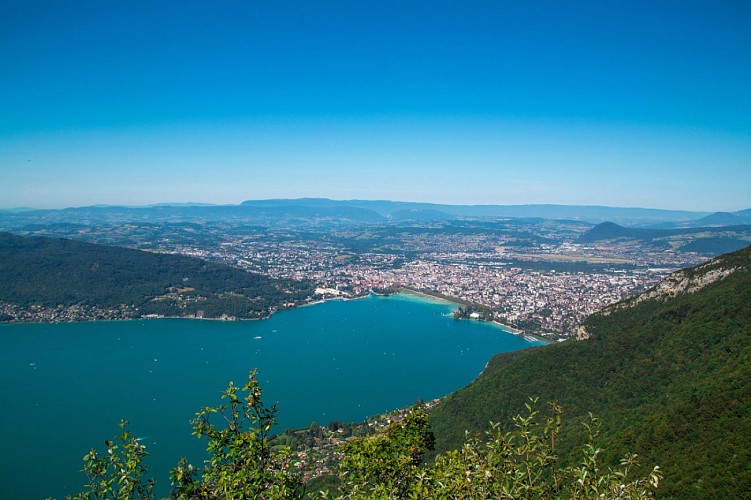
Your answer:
0,232 -> 313,322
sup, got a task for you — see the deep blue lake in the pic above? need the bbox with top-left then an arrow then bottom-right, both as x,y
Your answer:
0,293 -> 542,499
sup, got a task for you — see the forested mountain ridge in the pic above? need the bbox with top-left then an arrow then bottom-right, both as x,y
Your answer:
428,244 -> 751,498
0,232 -> 313,321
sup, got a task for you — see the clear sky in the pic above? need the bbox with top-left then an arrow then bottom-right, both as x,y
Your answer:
1,0 -> 750,211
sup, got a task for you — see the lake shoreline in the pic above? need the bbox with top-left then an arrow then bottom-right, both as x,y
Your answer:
397,288 -> 549,345
0,291 -> 550,345
1,294 -> 543,499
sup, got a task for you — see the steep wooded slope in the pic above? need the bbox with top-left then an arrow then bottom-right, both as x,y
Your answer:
429,245 -> 751,498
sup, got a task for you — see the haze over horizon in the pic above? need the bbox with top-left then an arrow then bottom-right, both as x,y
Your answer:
2,1 -> 750,212
1,197 -> 746,215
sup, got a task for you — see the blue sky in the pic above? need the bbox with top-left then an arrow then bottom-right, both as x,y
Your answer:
1,1 -> 750,211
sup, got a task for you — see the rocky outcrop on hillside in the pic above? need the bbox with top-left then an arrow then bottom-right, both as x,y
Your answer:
600,246 -> 749,316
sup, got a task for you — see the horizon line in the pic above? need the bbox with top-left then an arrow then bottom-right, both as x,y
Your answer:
0,197 -> 747,214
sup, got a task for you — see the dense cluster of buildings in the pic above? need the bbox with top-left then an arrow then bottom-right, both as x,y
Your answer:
204,237 -> 696,339
0,302 -> 136,322
353,260 -> 661,336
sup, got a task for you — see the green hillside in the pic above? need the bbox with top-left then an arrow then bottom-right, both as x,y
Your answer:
429,245 -> 751,498
0,232 -> 313,320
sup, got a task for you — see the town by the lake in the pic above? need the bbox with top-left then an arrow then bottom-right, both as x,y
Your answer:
1,209 -> 728,341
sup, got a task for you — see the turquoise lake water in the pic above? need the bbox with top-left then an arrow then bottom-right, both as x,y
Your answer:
0,293 -> 542,499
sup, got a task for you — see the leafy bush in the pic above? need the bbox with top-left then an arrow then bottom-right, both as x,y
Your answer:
330,400 -> 660,499
68,421 -> 155,500
169,370 -> 300,499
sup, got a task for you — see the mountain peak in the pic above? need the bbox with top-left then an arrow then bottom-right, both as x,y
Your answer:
693,211 -> 745,227
577,221 -> 628,242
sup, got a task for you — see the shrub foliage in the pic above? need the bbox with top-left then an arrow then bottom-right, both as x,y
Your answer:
68,374 -> 660,499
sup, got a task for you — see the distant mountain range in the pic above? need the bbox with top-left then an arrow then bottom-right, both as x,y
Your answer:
647,209 -> 751,229
2,198 -> 749,228
692,211 -> 749,226
240,198 -> 720,225
429,244 -> 751,498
